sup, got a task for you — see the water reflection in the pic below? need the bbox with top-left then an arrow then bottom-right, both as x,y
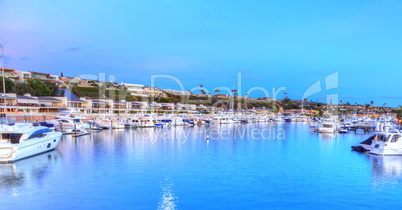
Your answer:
158,177 -> 178,210
0,150 -> 61,192
370,155 -> 402,184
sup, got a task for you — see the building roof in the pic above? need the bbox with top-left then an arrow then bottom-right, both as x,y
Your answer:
16,95 -> 38,104
92,99 -> 109,104
0,95 -> 17,99
253,107 -> 274,111
37,97 -> 62,101
31,71 -> 50,76
131,102 -> 145,105
16,95 -> 37,100
68,99 -> 87,103
149,103 -> 162,107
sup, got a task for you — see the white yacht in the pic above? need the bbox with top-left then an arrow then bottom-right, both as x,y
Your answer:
318,118 -> 337,133
172,117 -> 187,126
0,123 -> 62,163
369,130 -> 402,156
274,115 -> 286,123
136,115 -> 156,127
47,110 -> 90,132
211,116 -> 224,124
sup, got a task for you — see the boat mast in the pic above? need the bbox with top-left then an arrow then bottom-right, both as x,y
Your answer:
0,45 -> 7,123
231,83 -> 235,113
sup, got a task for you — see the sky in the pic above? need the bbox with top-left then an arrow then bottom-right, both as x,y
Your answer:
1,0 -> 402,107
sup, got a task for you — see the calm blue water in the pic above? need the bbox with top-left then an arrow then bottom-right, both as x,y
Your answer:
1,123 -> 402,209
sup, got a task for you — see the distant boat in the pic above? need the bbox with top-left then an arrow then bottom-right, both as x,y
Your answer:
319,118 -> 337,133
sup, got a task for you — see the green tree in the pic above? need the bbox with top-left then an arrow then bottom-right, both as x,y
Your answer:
27,79 -> 53,96
272,104 -> 278,113
0,76 -> 15,93
396,105 -> 402,119
15,83 -> 35,95
44,81 -> 59,96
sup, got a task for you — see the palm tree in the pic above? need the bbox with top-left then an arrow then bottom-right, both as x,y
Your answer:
231,89 -> 238,97
370,101 -> 374,116
200,84 -> 203,88
214,89 -> 220,93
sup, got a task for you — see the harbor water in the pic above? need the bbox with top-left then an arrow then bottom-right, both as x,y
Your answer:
1,123 -> 402,209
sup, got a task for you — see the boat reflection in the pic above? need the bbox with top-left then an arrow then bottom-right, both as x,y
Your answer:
0,150 -> 61,192
370,155 -> 402,184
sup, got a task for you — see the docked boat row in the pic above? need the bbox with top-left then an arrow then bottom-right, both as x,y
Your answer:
308,114 -> 400,134
1,107 -> 400,164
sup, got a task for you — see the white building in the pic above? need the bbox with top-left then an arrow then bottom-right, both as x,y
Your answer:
121,82 -> 148,97
163,89 -> 190,96
14,70 -> 59,83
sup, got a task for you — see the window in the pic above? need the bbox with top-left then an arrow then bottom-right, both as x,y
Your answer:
23,73 -> 30,78
28,128 -> 52,139
32,74 -> 47,80
2,133 -> 23,144
391,135 -> 400,143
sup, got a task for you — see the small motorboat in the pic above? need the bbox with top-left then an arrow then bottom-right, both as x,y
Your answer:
339,126 -> 349,133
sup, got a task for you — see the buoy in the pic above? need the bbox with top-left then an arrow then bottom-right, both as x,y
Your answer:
207,135 -> 209,140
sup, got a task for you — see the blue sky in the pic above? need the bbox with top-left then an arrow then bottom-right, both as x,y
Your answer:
1,0 -> 402,106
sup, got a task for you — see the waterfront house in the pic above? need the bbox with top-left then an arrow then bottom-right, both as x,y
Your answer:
67,98 -> 92,113
16,94 -> 40,113
285,109 -> 312,116
92,99 -> 112,113
163,89 -> 190,96
121,82 -> 148,97
37,97 -> 67,113
143,86 -> 168,98
0,93 -> 18,113
16,71 -> 59,83
1,68 -> 19,82
196,104 -> 207,112
251,107 -> 274,114
215,94 -> 231,99
130,102 -> 148,113
161,103 -> 175,111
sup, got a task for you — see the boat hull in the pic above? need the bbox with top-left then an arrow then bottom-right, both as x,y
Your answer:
0,132 -> 62,163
